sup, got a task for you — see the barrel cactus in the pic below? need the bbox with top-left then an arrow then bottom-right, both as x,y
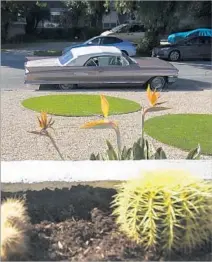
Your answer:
111,170 -> 212,254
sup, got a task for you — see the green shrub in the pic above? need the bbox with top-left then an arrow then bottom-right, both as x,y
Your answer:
7,34 -> 38,44
37,27 -> 102,41
112,170 -> 212,254
137,32 -> 160,56
4,27 -> 102,44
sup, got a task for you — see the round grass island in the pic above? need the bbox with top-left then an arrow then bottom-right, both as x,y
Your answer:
144,114 -> 212,155
22,94 -> 141,117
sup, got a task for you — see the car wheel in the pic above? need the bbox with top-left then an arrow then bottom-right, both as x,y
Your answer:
168,50 -> 180,61
121,50 -> 129,56
59,84 -> 78,90
149,76 -> 166,91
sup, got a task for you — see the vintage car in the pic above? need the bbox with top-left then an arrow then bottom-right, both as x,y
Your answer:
25,46 -> 178,90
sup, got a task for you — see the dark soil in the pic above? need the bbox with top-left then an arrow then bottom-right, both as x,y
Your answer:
1,182 -> 212,261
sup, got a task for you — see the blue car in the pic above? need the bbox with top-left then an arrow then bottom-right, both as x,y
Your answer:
62,36 -> 137,56
168,28 -> 212,44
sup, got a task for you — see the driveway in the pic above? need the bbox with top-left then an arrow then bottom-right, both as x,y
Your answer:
1,49 -> 212,91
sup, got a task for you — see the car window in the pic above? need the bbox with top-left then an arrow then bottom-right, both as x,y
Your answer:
187,37 -> 201,45
129,24 -> 145,33
199,36 -> 212,44
58,51 -> 74,65
85,58 -> 98,67
84,56 -> 129,67
84,37 -> 101,45
122,52 -> 138,65
102,37 -> 123,44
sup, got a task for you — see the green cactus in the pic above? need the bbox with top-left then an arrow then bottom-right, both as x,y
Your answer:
111,170 -> 212,254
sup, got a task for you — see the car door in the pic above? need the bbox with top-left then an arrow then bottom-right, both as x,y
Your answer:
89,55 -> 140,84
181,37 -> 203,59
100,36 -> 123,47
198,36 -> 212,59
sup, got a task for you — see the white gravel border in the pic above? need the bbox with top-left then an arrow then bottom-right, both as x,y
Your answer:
1,89 -> 212,161
1,160 -> 212,183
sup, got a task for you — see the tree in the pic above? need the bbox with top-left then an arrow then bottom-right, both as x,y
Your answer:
109,1 -> 181,34
61,0 -> 108,28
25,2 -> 50,34
86,1 -> 108,27
110,1 -> 211,32
184,1 -> 212,26
1,1 -> 50,41
1,1 -> 25,42
61,1 -> 89,28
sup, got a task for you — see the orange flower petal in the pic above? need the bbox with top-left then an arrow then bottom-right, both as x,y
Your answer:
100,95 -> 109,118
41,112 -> 47,126
81,119 -> 118,130
147,85 -> 160,106
147,85 -> 152,102
151,92 -> 158,106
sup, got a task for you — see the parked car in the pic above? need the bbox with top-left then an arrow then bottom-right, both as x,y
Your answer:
63,36 -> 136,56
25,46 -> 178,91
152,36 -> 212,61
100,23 -> 146,43
168,28 -> 212,44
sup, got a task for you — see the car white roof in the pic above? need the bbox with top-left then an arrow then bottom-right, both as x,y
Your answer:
71,45 -> 122,58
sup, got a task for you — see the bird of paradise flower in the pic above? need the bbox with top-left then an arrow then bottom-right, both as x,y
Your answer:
29,111 -> 64,160
81,86 -> 170,159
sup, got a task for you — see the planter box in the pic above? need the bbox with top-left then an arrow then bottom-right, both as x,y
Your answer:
1,160 -> 212,261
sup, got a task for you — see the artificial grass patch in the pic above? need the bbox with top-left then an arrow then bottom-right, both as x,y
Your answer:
22,94 -> 141,116
144,114 -> 212,155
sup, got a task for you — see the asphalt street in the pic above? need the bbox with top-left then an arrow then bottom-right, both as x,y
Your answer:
1,49 -> 212,91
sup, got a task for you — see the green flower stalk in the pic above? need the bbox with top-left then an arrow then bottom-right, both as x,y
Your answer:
81,95 -> 122,159
29,112 -> 64,160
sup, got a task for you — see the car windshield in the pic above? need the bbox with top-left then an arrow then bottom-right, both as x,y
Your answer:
111,24 -> 128,32
58,51 -> 74,65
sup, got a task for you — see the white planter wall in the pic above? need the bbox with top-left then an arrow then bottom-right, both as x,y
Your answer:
1,160 -> 211,184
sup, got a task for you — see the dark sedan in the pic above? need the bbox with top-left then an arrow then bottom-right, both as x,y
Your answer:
152,36 -> 212,61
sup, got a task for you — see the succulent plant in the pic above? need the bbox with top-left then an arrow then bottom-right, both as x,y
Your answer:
89,138 -> 201,160
111,170 -> 212,254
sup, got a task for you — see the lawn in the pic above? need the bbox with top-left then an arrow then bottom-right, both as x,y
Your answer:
22,94 -> 141,116
144,114 -> 212,155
